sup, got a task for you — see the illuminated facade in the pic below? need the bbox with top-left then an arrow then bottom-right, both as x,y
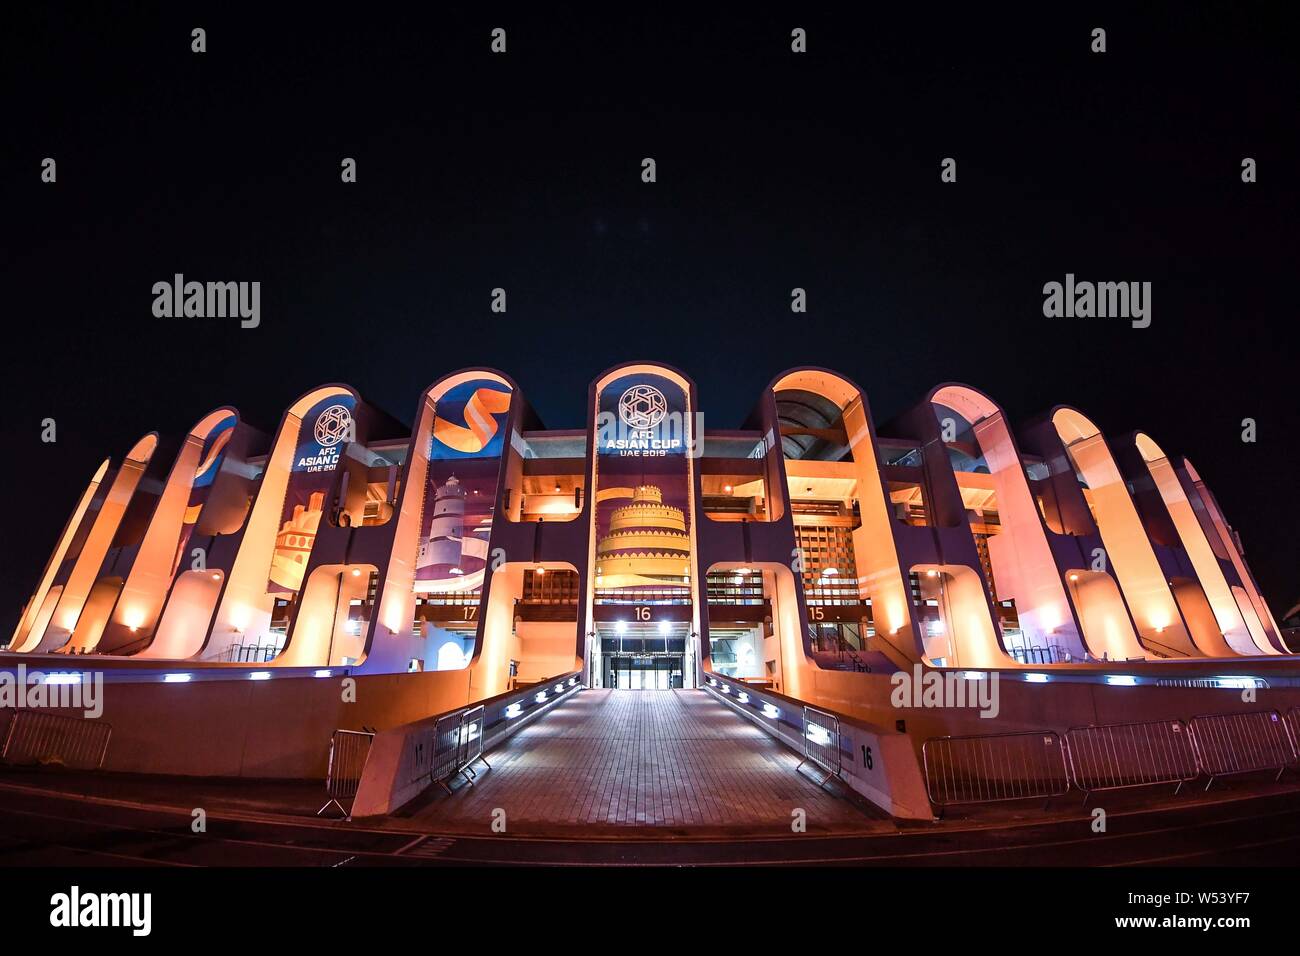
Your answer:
5,363 -> 1291,694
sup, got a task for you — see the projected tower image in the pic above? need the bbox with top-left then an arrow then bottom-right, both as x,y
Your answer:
595,484 -> 691,590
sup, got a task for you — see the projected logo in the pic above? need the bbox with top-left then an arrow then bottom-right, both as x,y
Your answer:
271,394 -> 356,593
313,405 -> 354,447
618,385 -> 668,430
416,379 -> 512,592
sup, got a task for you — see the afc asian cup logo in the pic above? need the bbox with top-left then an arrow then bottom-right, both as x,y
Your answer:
313,404 -> 354,447
618,385 -> 668,430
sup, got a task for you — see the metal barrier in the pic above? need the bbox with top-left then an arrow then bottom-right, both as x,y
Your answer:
0,711 -> 112,771
435,704 -> 488,793
797,706 -> 842,785
922,731 -> 1069,808
1064,719 -> 1198,798
318,729 -> 375,819
1188,710 -> 1297,788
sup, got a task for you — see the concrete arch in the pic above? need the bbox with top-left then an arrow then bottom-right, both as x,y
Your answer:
1132,434 -> 1255,656
776,371 -> 1017,670
97,407 -> 242,655
472,560 -> 583,696
585,362 -> 705,688
929,384 -> 1088,662
29,434 -> 160,653
365,368 -> 521,680
276,562 -> 377,667
772,368 -> 915,670
703,559 -> 807,695
1181,458 -> 1285,655
206,385 -> 359,663
10,458 -> 110,653
1050,408 -> 1198,658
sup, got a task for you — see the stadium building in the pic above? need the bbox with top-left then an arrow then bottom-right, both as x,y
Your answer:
3,363 -> 1296,822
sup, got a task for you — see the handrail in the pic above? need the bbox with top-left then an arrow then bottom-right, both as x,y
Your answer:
868,627 -> 916,671
350,671 -> 583,817
1137,635 -> 1193,659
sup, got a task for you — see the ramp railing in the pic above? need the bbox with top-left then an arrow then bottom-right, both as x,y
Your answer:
1063,719 -> 1198,798
797,705 -> 842,785
318,729 -> 375,820
0,711 -> 112,771
349,672 -> 584,817
922,731 -> 1069,809
1187,710 -> 1298,788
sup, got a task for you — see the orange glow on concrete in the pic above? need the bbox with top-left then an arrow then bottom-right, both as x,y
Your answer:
279,564 -> 375,667
208,386 -> 352,662
141,569 -> 225,659
1182,459 -> 1284,655
913,565 -> 1014,668
29,435 -> 158,653
9,459 -> 110,653
1052,408 -> 1197,659
932,385 -> 1086,660
100,409 -> 241,654
774,369 -> 917,663
1133,433 -> 1247,656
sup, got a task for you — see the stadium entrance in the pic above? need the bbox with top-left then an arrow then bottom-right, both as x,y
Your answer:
596,620 -> 688,689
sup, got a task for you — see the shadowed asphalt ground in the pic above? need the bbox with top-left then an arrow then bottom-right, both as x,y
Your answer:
3,774 -> 1300,865
5,683 -> 1300,867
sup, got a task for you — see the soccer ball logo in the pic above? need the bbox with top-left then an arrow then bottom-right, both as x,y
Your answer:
314,405 -> 354,447
618,385 -> 668,430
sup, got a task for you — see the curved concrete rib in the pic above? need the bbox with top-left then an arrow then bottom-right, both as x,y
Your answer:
9,459 -> 111,653
773,369 -> 915,674
1051,409 -> 1200,659
930,385 -> 1089,663
1131,434 -> 1256,656
95,408 -> 241,656
205,385 -> 359,663
1181,458 -> 1285,655
774,369 -> 1013,670
29,435 -> 159,654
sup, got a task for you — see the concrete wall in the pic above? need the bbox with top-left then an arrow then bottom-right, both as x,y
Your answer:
16,669 -> 476,779
801,665 -> 1300,757
703,674 -> 933,821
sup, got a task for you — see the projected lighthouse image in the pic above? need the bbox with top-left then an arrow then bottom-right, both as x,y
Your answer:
418,476 -> 478,581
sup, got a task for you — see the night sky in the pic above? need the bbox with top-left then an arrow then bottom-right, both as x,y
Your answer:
5,6 -> 1297,618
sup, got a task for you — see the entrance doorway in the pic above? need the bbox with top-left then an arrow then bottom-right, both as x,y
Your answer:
604,655 -> 683,689
597,620 -> 688,689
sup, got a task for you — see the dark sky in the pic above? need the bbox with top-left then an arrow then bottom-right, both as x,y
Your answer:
4,5 -> 1297,617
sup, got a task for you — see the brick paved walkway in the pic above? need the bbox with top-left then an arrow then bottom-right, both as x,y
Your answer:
406,689 -> 881,837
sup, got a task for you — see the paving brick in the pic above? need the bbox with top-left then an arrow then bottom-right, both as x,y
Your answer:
410,689 -> 874,836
